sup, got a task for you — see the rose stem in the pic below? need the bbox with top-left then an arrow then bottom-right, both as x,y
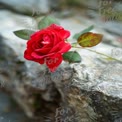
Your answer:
71,46 -> 122,63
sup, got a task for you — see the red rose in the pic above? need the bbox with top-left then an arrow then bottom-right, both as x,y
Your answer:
24,24 -> 71,72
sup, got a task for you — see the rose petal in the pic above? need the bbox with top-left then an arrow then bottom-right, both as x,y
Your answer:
35,59 -> 44,64
59,43 -> 71,53
49,41 -> 64,53
24,50 -> 33,60
45,53 -> 62,72
47,24 -> 70,39
49,41 -> 71,53
24,50 -> 44,64
47,24 -> 63,30
35,48 -> 51,54
59,30 -> 70,39
31,52 -> 54,59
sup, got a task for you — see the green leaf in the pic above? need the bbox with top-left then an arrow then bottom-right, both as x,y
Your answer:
63,51 -> 81,63
38,16 -> 60,29
77,32 -> 103,47
73,25 -> 94,40
14,29 -> 35,40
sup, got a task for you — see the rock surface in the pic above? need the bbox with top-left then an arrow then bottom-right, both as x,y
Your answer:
0,9 -> 122,122
0,0 -> 50,15
0,91 -> 34,122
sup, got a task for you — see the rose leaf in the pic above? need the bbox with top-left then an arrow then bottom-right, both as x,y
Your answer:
73,25 -> 94,40
63,51 -> 81,63
38,16 -> 60,29
14,29 -> 35,40
77,32 -> 103,47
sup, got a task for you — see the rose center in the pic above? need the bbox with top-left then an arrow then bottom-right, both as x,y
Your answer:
42,35 -> 50,44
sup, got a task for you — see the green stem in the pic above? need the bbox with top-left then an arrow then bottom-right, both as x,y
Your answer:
72,46 -> 122,63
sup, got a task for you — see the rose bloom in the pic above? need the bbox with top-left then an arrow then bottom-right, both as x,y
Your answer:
24,24 -> 71,72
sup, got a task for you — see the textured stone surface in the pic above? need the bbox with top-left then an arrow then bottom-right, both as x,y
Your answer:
0,91 -> 33,122
0,0 -> 50,15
